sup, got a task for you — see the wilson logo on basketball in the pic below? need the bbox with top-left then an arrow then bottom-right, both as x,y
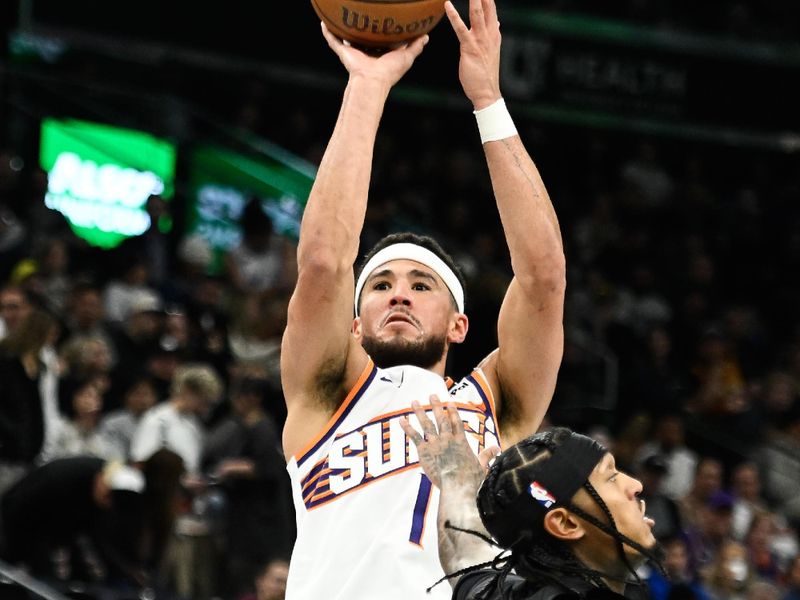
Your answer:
340,7 -> 435,35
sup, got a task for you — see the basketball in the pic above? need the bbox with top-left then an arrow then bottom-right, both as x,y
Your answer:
312,0 -> 446,49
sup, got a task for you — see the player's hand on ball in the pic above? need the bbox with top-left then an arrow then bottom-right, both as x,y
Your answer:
445,0 -> 502,110
321,22 -> 429,88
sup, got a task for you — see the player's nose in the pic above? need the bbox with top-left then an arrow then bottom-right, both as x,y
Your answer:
389,294 -> 412,307
389,280 -> 413,307
626,474 -> 644,499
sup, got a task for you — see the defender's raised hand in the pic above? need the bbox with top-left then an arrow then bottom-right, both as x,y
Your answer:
401,394 -> 501,586
400,394 -> 499,489
444,0 -> 502,110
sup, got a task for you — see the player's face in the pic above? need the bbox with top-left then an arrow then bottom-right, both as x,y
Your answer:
354,259 -> 466,369
576,453 -> 657,561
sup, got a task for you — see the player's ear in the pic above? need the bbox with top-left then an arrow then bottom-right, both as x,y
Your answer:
448,313 -> 468,344
543,507 -> 585,541
352,316 -> 363,339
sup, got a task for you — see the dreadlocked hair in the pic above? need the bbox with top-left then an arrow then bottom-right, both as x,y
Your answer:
471,428 -> 617,599
424,525 -> 509,595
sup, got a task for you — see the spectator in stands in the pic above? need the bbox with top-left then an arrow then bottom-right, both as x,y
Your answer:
224,199 -> 296,297
647,536 -> 711,600
109,292 -> 165,388
144,344 -> 184,402
688,327 -> 749,417
721,305 -> 770,381
160,305 -> 192,358
637,453 -> 684,540
58,335 -> 114,410
613,265 -> 673,338
43,376 -> 116,462
161,233 -> 213,309
202,375 -> 295,597
755,404 -> 800,529
731,461 -> 768,541
635,413 -> 698,500
137,449 -> 186,582
680,457 -> 724,528
237,557 -> 289,600
228,293 -> 287,385
115,193 -> 173,288
571,192 -> 620,267
745,512 -> 782,581
182,273 -> 233,378
619,141 -> 675,210
129,363 -> 223,475
0,284 -> 33,341
28,236 -> 72,315
98,375 -> 160,461
757,371 -> 799,436
629,326 -> 690,418
60,335 -> 113,380
103,257 -> 161,324
0,309 -> 59,493
63,283 -> 116,357
685,491 -> 736,574
704,539 -> 753,600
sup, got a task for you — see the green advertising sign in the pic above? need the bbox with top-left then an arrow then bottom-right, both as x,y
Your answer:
39,118 -> 177,248
187,144 -> 315,271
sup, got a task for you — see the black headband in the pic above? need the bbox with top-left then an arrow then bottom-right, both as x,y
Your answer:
478,431 -> 607,549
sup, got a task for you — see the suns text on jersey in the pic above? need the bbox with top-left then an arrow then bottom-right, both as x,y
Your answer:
300,404 -> 498,510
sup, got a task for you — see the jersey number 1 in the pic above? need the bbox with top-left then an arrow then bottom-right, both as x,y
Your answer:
409,474 -> 433,546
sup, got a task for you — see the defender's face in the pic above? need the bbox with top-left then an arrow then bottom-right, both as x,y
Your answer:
354,259 -> 464,348
578,453 -> 658,560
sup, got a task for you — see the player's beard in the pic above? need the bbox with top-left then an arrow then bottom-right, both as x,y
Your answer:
361,333 -> 447,370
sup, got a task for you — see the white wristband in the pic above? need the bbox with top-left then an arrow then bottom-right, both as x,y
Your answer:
474,98 -> 518,143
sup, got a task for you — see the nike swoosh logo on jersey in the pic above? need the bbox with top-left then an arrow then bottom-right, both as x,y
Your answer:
379,371 -> 404,387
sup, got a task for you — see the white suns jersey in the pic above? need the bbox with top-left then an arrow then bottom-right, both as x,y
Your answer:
285,359 -> 501,600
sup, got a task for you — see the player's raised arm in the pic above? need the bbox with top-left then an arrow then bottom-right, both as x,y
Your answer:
281,26 -> 430,456
445,0 -> 566,444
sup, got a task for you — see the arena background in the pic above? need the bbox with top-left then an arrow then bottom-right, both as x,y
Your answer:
1,1 -> 800,599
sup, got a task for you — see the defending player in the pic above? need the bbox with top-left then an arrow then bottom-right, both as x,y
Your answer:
402,396 -> 663,599
280,0 -> 566,597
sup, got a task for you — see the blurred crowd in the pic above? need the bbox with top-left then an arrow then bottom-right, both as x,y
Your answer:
0,149 -> 296,599
2,29 -> 800,600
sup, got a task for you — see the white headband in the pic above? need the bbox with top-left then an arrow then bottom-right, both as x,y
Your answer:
354,243 -> 465,316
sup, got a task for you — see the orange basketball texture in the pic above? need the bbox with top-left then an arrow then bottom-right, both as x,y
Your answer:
312,0 -> 446,48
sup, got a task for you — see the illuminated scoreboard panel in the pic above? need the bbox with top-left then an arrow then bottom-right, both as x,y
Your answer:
39,118 -> 177,249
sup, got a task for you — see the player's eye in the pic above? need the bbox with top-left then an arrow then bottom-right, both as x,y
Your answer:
373,281 -> 390,290
412,283 -> 430,291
